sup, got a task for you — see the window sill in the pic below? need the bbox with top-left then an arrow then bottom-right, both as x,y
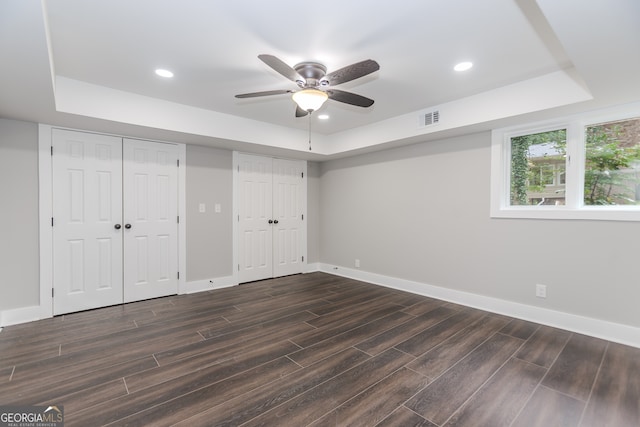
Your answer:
491,206 -> 640,222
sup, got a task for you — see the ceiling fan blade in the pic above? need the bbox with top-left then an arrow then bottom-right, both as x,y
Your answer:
258,54 -> 304,83
327,89 -> 374,108
295,106 -> 309,118
235,89 -> 293,99
324,59 -> 379,86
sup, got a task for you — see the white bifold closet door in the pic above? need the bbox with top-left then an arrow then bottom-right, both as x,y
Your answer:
52,129 -> 179,315
237,153 -> 305,283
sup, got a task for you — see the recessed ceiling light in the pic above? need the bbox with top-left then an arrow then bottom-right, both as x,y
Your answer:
454,62 -> 473,72
318,114 -> 330,120
155,69 -> 174,78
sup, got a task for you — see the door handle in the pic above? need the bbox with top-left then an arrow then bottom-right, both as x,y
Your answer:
268,219 -> 273,224
125,224 -> 132,229
114,224 -> 122,230
273,220 -> 279,224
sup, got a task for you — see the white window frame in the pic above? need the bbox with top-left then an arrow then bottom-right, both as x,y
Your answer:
491,102 -> 640,221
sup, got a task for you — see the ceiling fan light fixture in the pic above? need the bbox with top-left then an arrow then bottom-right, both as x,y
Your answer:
292,89 -> 328,112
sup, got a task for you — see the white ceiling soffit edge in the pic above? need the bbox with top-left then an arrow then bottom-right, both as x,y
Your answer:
319,68 -> 592,155
53,76 -> 330,155
53,68 -> 591,157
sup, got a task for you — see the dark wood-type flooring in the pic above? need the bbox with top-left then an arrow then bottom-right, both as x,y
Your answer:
1,272 -> 639,426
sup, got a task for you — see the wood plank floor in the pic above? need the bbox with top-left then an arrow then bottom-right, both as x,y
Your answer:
1,272 -> 638,426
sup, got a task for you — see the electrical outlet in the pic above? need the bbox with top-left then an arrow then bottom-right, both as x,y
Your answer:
355,259 -> 360,268
535,284 -> 547,298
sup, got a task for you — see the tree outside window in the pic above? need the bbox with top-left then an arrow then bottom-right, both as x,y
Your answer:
584,118 -> 640,205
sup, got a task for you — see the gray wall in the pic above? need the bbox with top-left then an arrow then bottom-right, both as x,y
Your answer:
0,119 -> 317,314
185,145 -> 233,281
4,114 -> 637,331
306,161 -> 321,264
0,120 -> 244,312
319,132 -> 640,328
184,148 -> 321,279
0,119 -> 40,311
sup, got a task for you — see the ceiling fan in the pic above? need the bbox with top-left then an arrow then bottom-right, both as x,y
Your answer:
235,54 -> 380,117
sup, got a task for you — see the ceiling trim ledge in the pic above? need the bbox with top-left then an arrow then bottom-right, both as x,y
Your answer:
53,76 -> 331,155
323,68 -> 593,156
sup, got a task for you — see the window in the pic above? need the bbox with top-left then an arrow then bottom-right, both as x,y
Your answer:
509,129 -> 566,206
491,102 -> 640,221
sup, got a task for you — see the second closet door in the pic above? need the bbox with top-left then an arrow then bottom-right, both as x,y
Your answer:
237,154 -> 305,283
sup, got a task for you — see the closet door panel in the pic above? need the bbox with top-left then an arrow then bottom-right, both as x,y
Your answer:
272,158 -> 304,277
52,129 -> 123,315
123,139 -> 179,302
237,154 -> 273,283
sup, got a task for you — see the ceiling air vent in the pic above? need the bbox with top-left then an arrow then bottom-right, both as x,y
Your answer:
421,110 -> 440,127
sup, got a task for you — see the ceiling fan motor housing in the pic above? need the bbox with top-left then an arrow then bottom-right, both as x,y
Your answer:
294,62 -> 328,88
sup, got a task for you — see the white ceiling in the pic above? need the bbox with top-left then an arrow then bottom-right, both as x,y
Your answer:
1,0 -> 640,160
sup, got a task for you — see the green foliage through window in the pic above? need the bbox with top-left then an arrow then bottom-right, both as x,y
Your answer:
584,121 -> 640,205
510,129 -> 566,206
509,119 -> 640,207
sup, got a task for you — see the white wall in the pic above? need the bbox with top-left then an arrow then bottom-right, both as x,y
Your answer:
0,119 -> 40,311
319,132 -> 640,330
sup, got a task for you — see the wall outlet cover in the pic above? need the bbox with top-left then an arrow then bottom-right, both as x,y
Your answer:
535,284 -> 547,298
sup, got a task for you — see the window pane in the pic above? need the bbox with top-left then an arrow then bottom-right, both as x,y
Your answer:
510,129 -> 567,206
584,117 -> 640,205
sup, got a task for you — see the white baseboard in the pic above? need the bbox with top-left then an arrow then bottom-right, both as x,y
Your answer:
182,275 -> 237,294
2,275 -> 238,327
305,262 -> 321,273
318,263 -> 640,349
6,267 -> 638,349
0,305 -> 45,327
